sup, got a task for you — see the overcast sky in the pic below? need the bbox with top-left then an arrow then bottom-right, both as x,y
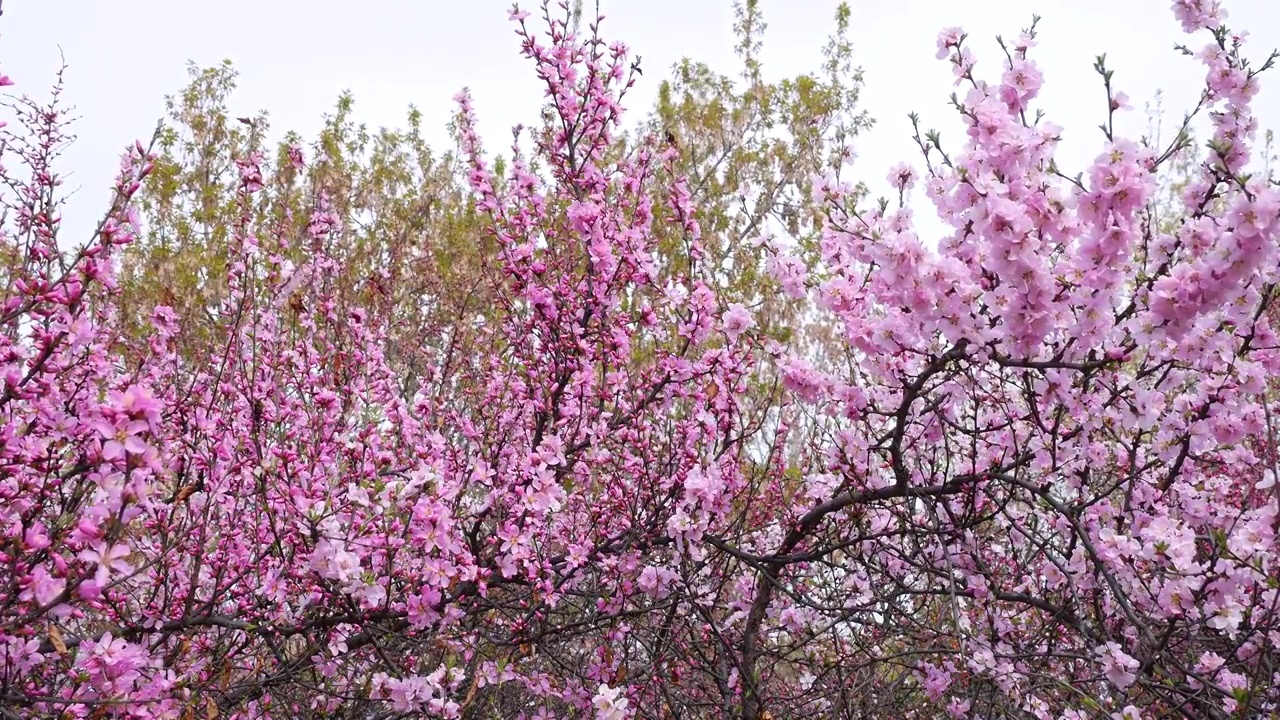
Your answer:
4,0 -> 1278,242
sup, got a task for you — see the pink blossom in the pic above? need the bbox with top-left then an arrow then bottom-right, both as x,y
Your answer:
767,253 -> 808,298
19,564 -> 67,611
937,27 -> 965,59
1172,0 -> 1225,33
1098,642 -> 1139,688
638,565 -> 676,599
77,632 -> 154,698
722,303 -> 754,340
592,684 -> 631,720
916,662 -> 954,700
79,542 -> 133,586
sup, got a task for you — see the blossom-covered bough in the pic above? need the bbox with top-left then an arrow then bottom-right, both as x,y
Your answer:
739,1 -> 1280,717
1,0 -> 1278,718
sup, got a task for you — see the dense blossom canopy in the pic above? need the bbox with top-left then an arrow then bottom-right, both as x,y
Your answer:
1,0 -> 1278,718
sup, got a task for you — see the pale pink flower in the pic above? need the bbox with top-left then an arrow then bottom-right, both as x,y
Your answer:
722,303 -> 754,340
592,684 -> 631,720
1098,642 -> 1139,688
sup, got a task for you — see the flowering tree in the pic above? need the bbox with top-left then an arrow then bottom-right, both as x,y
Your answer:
0,4 -> 753,717
734,2 -> 1280,718
2,0 -> 1280,719
116,1 -> 866,397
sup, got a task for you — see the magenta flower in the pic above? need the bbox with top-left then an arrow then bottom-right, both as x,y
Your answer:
93,417 -> 151,461
79,542 -> 133,586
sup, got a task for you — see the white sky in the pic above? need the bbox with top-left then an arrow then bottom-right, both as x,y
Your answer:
4,0 -> 1278,243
